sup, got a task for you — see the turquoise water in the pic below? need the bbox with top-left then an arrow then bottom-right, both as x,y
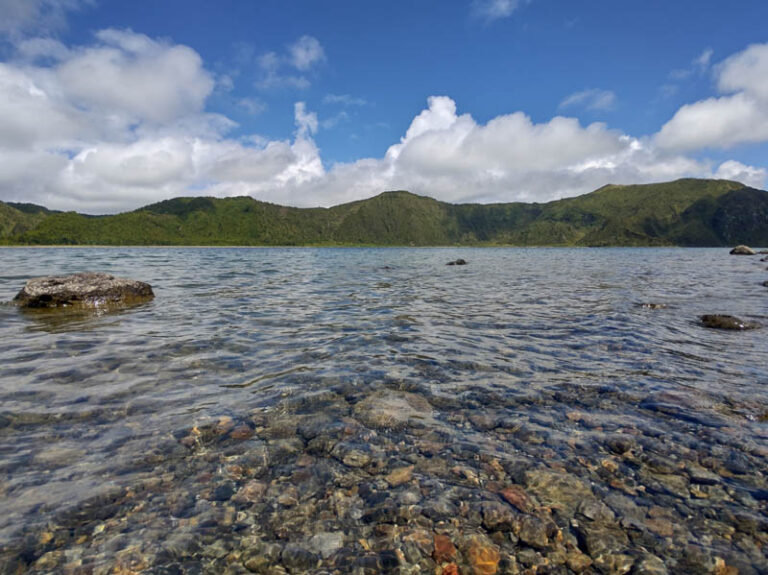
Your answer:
0,247 -> 766,573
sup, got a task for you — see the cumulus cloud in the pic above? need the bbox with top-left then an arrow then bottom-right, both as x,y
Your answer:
656,43 -> 768,151
714,160 -> 767,189
559,89 -> 616,111
57,29 -> 214,124
0,29 -> 765,213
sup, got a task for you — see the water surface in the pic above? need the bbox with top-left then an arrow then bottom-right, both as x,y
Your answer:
0,248 -> 766,573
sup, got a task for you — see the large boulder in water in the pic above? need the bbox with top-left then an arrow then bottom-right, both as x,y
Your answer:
730,245 -> 756,255
14,272 -> 154,309
700,314 -> 760,330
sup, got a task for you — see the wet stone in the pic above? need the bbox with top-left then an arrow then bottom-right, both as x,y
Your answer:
593,553 -> 635,575
353,389 -> 434,431
687,464 -> 721,485
330,441 -> 372,468
700,314 -> 761,330
524,469 -> 593,516
499,485 -> 531,513
517,515 -> 550,549
577,499 -> 615,523
433,533 -> 457,563
14,272 -> 154,309
280,544 -> 318,572
575,521 -> 629,558
482,501 -> 517,532
465,535 -> 500,575
729,245 -> 756,255
633,554 -> 669,575
385,465 -> 414,487
566,550 -> 593,573
307,532 -> 345,559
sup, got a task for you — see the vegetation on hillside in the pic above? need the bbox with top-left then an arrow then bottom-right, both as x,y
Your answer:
2,178 -> 766,247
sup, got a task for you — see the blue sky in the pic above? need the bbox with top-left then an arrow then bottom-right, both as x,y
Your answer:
1,0 -> 767,212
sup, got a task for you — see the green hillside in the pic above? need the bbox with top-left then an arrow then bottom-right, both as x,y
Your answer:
2,178 -> 767,246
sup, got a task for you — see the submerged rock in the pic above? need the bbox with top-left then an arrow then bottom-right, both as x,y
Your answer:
639,303 -> 669,309
700,314 -> 761,330
14,272 -> 154,309
446,259 -> 467,266
729,245 -> 755,255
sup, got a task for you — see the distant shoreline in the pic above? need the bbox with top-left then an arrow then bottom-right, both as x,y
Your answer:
0,244 -> 749,249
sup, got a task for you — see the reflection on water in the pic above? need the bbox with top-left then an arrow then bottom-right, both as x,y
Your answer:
0,247 -> 766,573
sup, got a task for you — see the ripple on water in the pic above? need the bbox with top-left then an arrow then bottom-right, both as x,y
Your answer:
0,247 -> 766,572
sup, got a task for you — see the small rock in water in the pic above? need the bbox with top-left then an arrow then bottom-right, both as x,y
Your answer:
465,535 -> 500,575
307,532 -> 345,559
499,485 -> 531,513
385,465 -> 414,487
729,245 -> 756,255
433,533 -> 457,563
700,314 -> 761,330
446,259 -> 468,266
639,302 -> 668,309
14,272 -> 154,309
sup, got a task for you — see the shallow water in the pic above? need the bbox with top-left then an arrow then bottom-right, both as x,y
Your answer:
0,247 -> 766,573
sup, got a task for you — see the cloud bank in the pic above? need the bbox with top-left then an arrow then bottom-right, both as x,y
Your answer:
657,43 -> 768,151
0,30 -> 766,213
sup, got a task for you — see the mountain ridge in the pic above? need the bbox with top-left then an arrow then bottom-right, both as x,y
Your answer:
2,178 -> 767,247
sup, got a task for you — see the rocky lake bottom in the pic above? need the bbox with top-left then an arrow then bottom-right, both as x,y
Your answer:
0,247 -> 766,575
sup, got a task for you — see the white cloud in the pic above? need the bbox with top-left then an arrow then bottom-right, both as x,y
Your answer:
294,102 -> 318,138
694,47 -> 714,72
57,29 -> 214,124
717,43 -> 768,100
472,0 -> 524,22
254,36 -> 324,90
657,43 -> 768,151
323,94 -> 368,107
0,62 -> 88,148
559,89 -> 616,111
288,35 -> 325,71
15,37 -> 71,61
714,160 -> 767,189
0,0 -> 91,38
321,111 -> 350,130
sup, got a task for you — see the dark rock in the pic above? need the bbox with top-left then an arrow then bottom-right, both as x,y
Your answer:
517,515 -> 550,549
446,259 -> 467,266
730,245 -> 756,255
14,272 -> 154,309
700,314 -> 761,330
281,544 -> 318,572
212,483 -> 235,502
482,501 -> 516,532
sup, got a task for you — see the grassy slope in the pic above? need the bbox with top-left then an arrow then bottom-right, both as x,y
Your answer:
0,203 -> 51,244
3,178 -> 767,246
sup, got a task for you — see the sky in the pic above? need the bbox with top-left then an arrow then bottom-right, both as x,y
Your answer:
1,0 -> 768,213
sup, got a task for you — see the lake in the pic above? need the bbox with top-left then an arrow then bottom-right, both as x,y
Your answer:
0,247 -> 766,574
